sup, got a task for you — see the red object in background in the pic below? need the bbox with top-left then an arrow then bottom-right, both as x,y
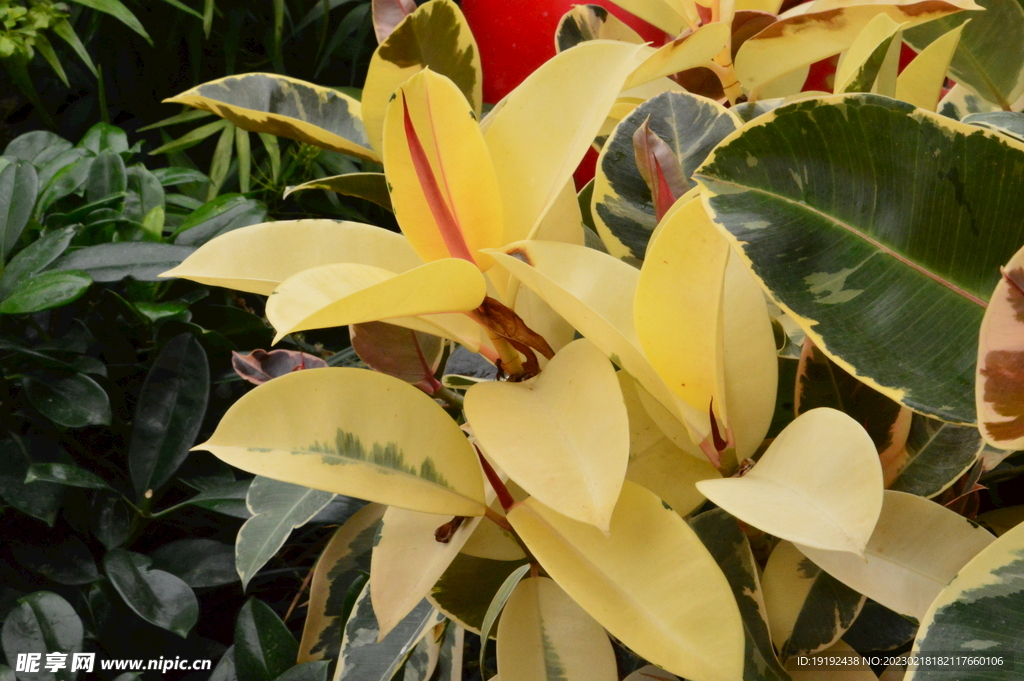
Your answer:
462,0 -> 666,104
803,42 -> 921,92
574,146 -> 599,190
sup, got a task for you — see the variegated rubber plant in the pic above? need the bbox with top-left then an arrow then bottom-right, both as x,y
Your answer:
157,0 -> 1024,678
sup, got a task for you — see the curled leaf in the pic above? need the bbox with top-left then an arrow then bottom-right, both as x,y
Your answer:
232,349 -> 328,385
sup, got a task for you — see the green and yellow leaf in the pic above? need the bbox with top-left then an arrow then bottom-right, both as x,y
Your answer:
284,173 -> 393,212
196,368 -> 487,516
383,69 -> 502,269
555,5 -> 645,52
497,577 -> 617,681
165,74 -> 376,161
886,415 -> 983,497
834,14 -> 904,94
465,339 -> 630,531
697,408 -> 884,554
429,553 -> 530,633
508,482 -> 744,681
363,0 -> 481,156
796,490 -> 995,621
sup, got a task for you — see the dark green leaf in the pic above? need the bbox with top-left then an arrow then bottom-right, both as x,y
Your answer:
0,664 -> 13,681
91,492 -> 133,550
210,646 -> 238,681
51,242 -> 196,282
169,479 -> 253,519
25,463 -> 114,491
22,371 -> 111,427
150,539 -> 238,588
0,271 -> 92,315
273,662 -> 330,681
68,0 -> 152,42
85,150 -> 127,204
0,160 -> 39,261
34,34 -> 68,87
12,535 -> 99,585
77,122 -> 129,155
0,439 -> 64,526
35,156 -> 93,217
37,148 -> 90,189
148,119 -> 231,156
173,194 -> 268,246
843,599 -> 917,654
51,19 -> 98,76
0,226 -> 77,299
207,123 -> 236,200
124,165 -> 165,224
283,173 -> 392,211
4,131 -> 72,166
697,94 -> 1024,423
0,592 -> 83,681
889,414 -> 983,497
103,549 -> 199,638
151,166 -> 209,187
235,598 -> 298,681
138,110 -> 213,132
130,333 -> 209,497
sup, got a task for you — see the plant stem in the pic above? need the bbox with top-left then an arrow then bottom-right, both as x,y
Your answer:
433,385 -> 464,411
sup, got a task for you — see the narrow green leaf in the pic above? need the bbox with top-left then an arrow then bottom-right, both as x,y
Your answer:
139,109 -> 213,132
148,119 -> 231,156
151,166 -> 209,187
51,19 -> 98,76
25,463 -> 115,491
284,172 -> 392,211
478,563 -> 531,678
155,0 -> 203,19
208,122 -> 236,200
203,0 -> 215,37
69,0 -> 153,44
258,133 -> 280,184
22,371 -> 111,427
235,127 -> 251,193
0,271 -> 92,315
0,160 -> 39,261
104,549 -> 199,638
235,598 -> 298,681
130,333 -> 210,497
2,52 -> 55,128
33,34 -> 69,87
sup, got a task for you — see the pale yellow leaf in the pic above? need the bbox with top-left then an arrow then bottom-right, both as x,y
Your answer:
834,14 -> 904,93
265,258 -> 487,343
465,339 -> 629,531
196,368 -> 487,515
610,0 -> 693,34
625,22 -> 731,90
508,482 -> 744,681
795,490 -> 995,620
895,23 -> 966,110
697,408 -> 884,554
497,577 -> 618,681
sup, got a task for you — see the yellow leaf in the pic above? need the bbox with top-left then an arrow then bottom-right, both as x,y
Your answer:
384,69 -> 503,269
635,198 -> 729,432
196,368 -> 487,516
977,245 -> 1024,449
484,41 -> 644,246
556,4 -> 646,50
507,482 -> 744,681
462,516 -> 526,561
265,258 -> 487,343
362,0 -> 481,156
465,339 -> 629,531
160,219 -> 421,296
722,252 -> 779,460
834,14 -> 904,93
608,0 -> 694,34
619,372 -> 720,516
735,0 -> 783,12
735,1 -> 978,96
299,503 -> 386,662
486,241 -> 711,444
497,577 -> 618,681
697,408 -> 884,554
625,22 -> 731,90
895,23 -> 966,110
795,490 -> 995,620
165,73 -> 378,161
371,507 -> 483,639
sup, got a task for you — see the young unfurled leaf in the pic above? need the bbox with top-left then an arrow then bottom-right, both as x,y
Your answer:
362,0 -> 481,156
299,504 -> 385,663
796,491 -> 995,621
197,368 -> 487,516
761,541 -> 866,661
383,69 -> 502,268
466,339 -> 629,531
697,408 -> 884,555
350,322 -> 442,391
283,173 -> 393,212
633,119 -> 689,221
508,482 -> 744,681
905,521 -> 1024,681
232,349 -> 328,385
834,14 -> 904,94
165,74 -> 376,161
372,0 -> 416,43
264,259 -> 487,343
555,5 -> 645,52
593,91 -> 736,261
497,577 -> 617,681
977,246 -> 1024,449
895,23 -> 966,110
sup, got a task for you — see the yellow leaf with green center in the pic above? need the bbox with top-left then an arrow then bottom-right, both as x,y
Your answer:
483,41 -> 644,247
497,577 -> 618,681
363,0 -> 481,157
895,23 -> 966,110
796,490 -> 995,621
833,14 -> 905,94
164,74 -> 377,161
465,339 -> 630,531
508,482 -> 744,681
265,258 -> 487,343
384,69 -> 502,269
196,368 -> 486,516
635,198 -> 729,435
697,408 -> 883,555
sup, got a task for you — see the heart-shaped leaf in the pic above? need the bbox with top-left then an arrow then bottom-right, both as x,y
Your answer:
697,408 -> 884,555
466,338 -> 629,531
